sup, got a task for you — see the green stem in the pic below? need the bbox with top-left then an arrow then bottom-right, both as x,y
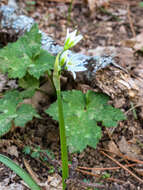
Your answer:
53,53 -> 69,190
57,89 -> 69,189
67,0 -> 74,25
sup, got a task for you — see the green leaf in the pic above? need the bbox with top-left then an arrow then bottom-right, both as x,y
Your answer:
0,24 -> 55,79
66,114 -> 101,152
18,24 -> 41,59
139,2 -> 143,7
0,90 -> 39,137
14,104 -> 40,127
44,149 -> 55,159
85,90 -> 109,109
18,73 -> 39,89
0,116 -> 12,137
31,151 -> 40,158
2,90 -> 23,105
0,42 -> 32,78
26,1 -> 36,5
0,90 -> 21,136
0,154 -> 41,190
45,90 -> 126,152
86,91 -> 126,127
0,93 -> 19,122
28,49 -> 55,79
23,146 -> 31,155
18,74 -> 37,98
20,88 -> 36,98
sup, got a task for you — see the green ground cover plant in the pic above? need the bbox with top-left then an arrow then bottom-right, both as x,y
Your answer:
46,90 -> 125,153
0,24 -> 126,190
0,90 -> 39,136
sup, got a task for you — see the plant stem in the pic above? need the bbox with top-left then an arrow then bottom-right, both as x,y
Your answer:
67,0 -> 74,25
57,88 -> 69,189
53,53 -> 69,190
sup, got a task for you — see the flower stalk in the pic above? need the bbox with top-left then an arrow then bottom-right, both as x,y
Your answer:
52,29 -> 84,190
53,53 -> 69,190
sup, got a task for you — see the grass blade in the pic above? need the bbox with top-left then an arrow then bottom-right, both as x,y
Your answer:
0,154 -> 41,190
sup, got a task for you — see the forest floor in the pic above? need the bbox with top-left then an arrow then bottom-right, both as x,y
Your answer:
0,0 -> 143,189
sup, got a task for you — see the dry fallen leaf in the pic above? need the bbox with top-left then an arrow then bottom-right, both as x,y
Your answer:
48,173 -> 62,190
121,31 -> 143,51
118,136 -> 142,160
87,0 -> 110,13
23,80 -> 54,109
133,62 -> 143,79
87,0 -> 96,12
108,140 -> 120,157
6,145 -> 19,158
132,32 -> 143,51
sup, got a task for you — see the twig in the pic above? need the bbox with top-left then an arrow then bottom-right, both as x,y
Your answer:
127,3 -> 136,38
100,151 -> 143,184
76,168 -> 100,177
66,178 -> 107,189
78,163 -> 137,171
121,155 -> 143,165
23,158 -> 41,184
45,0 -> 71,2
100,148 -> 143,165
77,168 -> 126,184
125,103 -> 143,115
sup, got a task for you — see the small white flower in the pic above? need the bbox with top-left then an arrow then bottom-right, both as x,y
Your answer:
64,29 -> 83,50
65,54 -> 87,79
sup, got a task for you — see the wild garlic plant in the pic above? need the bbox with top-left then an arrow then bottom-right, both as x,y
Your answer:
53,29 -> 86,189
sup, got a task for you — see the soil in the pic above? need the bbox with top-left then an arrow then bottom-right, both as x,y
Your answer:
0,0 -> 143,190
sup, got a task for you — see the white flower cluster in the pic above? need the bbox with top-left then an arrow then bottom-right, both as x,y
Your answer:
60,29 -> 87,79
64,29 -> 83,50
